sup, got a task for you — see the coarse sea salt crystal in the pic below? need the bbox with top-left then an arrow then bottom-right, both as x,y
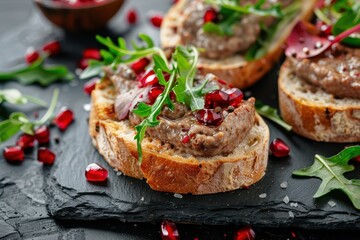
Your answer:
174,193 -> 183,199
290,202 -> 298,208
116,171 -> 123,176
328,200 -> 337,207
259,193 -> 267,199
83,103 -> 91,112
288,211 -> 294,218
140,197 -> 144,201
283,196 -> 289,204
280,181 -> 288,189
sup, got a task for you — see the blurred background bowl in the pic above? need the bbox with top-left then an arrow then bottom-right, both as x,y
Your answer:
34,0 -> 125,32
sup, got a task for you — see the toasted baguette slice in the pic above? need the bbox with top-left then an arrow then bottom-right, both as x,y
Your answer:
161,0 -> 317,89
278,60 -> 360,143
89,78 -> 270,194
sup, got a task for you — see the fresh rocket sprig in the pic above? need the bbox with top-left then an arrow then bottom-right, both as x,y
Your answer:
0,89 -> 59,143
255,100 -> 292,131
0,89 -> 47,107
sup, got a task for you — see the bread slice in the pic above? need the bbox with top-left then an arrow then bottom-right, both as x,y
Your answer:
89,78 -> 270,194
278,60 -> 360,143
160,0 -> 317,89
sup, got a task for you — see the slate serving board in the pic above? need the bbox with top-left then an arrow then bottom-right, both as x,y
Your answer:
1,0 -> 360,231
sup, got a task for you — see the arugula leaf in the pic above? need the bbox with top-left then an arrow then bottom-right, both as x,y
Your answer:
0,89 -> 59,143
0,89 -> 47,107
0,58 -> 73,87
293,146 -> 360,210
255,100 -> 292,131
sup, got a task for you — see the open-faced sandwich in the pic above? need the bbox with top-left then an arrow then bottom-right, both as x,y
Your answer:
84,35 -> 270,194
279,1 -> 360,142
161,0 -> 317,89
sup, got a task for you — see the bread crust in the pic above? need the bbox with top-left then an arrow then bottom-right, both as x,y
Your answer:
89,79 -> 270,194
278,60 -> 360,143
160,0 -> 317,89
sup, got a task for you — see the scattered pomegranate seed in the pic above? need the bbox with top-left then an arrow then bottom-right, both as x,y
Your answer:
54,107 -> 74,131
270,138 -> 290,157
148,85 -> 164,104
233,226 -> 256,240
131,58 -> 150,75
353,155 -> 360,162
3,146 -> 25,163
83,48 -> 101,60
84,78 -> 99,95
218,79 -> 228,85
35,125 -> 50,144
150,15 -> 163,28
196,109 -> 223,126
160,220 -> 180,240
127,9 -> 138,24
203,8 -> 218,23
226,88 -> 243,107
42,41 -> 61,56
78,58 -> 90,70
85,163 -> 108,182
138,70 -> 159,87
38,147 -> 56,165
16,134 -> 35,149
205,90 -> 228,108
25,48 -> 40,64
182,135 -> 190,144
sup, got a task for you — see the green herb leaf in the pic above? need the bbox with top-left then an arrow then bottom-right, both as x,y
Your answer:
293,146 -> 360,210
0,89 -> 47,106
255,100 -> 292,131
0,58 -> 73,87
333,12 -> 360,47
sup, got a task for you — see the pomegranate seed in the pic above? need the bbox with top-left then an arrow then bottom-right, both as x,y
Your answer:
42,41 -> 61,56
35,125 -> 50,144
127,9 -> 137,24
182,135 -> 190,144
160,220 -> 180,240
138,70 -> 159,87
54,107 -> 74,131
150,15 -> 163,28
233,226 -> 256,240
196,109 -> 223,126
85,163 -> 108,182
270,138 -> 290,157
172,0 -> 179,4
204,8 -> 218,23
131,58 -> 150,75
38,147 -> 56,165
353,155 -> 360,162
25,48 -> 40,64
218,79 -> 228,85
16,134 -> 35,149
83,48 -> 101,60
205,90 -> 228,108
78,58 -> 90,70
83,78 -> 99,95
148,85 -> 164,104
3,146 -> 25,163
226,88 -> 243,107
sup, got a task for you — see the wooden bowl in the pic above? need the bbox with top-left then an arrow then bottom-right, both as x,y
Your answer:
34,0 -> 125,32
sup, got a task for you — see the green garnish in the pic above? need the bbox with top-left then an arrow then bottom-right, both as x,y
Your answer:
203,0 -> 283,36
255,100 -> 292,131
0,89 -> 47,107
0,58 -> 73,86
293,146 -> 360,210
0,89 -> 59,143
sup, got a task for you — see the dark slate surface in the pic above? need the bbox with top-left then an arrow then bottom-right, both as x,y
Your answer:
1,0 -> 360,239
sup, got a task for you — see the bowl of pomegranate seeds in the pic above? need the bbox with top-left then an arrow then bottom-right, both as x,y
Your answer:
34,0 -> 125,31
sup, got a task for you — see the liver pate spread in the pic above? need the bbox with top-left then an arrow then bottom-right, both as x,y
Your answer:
289,44 -> 360,99
108,64 -> 256,157
178,0 -> 292,59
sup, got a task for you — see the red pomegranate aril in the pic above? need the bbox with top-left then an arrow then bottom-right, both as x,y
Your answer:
85,163 -> 108,182
182,135 -> 190,144
38,147 -> 56,165
233,226 -> 256,240
160,220 -> 180,240
42,41 -> 61,56
226,88 -> 243,107
127,9 -> 137,24
78,58 -> 90,70
83,48 -> 101,60
35,125 -> 50,144
148,85 -> 164,104
270,138 -> 290,157
25,49 -> 40,64
205,90 -> 228,108
150,15 -> 163,28
3,146 -> 25,163
204,8 -> 218,23
131,58 -> 150,75
84,78 -> 99,95
196,109 -> 223,126
353,155 -> 360,163
54,107 -> 74,131
16,134 -> 35,149
138,70 -> 158,87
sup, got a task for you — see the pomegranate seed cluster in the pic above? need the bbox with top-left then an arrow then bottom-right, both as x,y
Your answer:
25,40 -> 61,64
